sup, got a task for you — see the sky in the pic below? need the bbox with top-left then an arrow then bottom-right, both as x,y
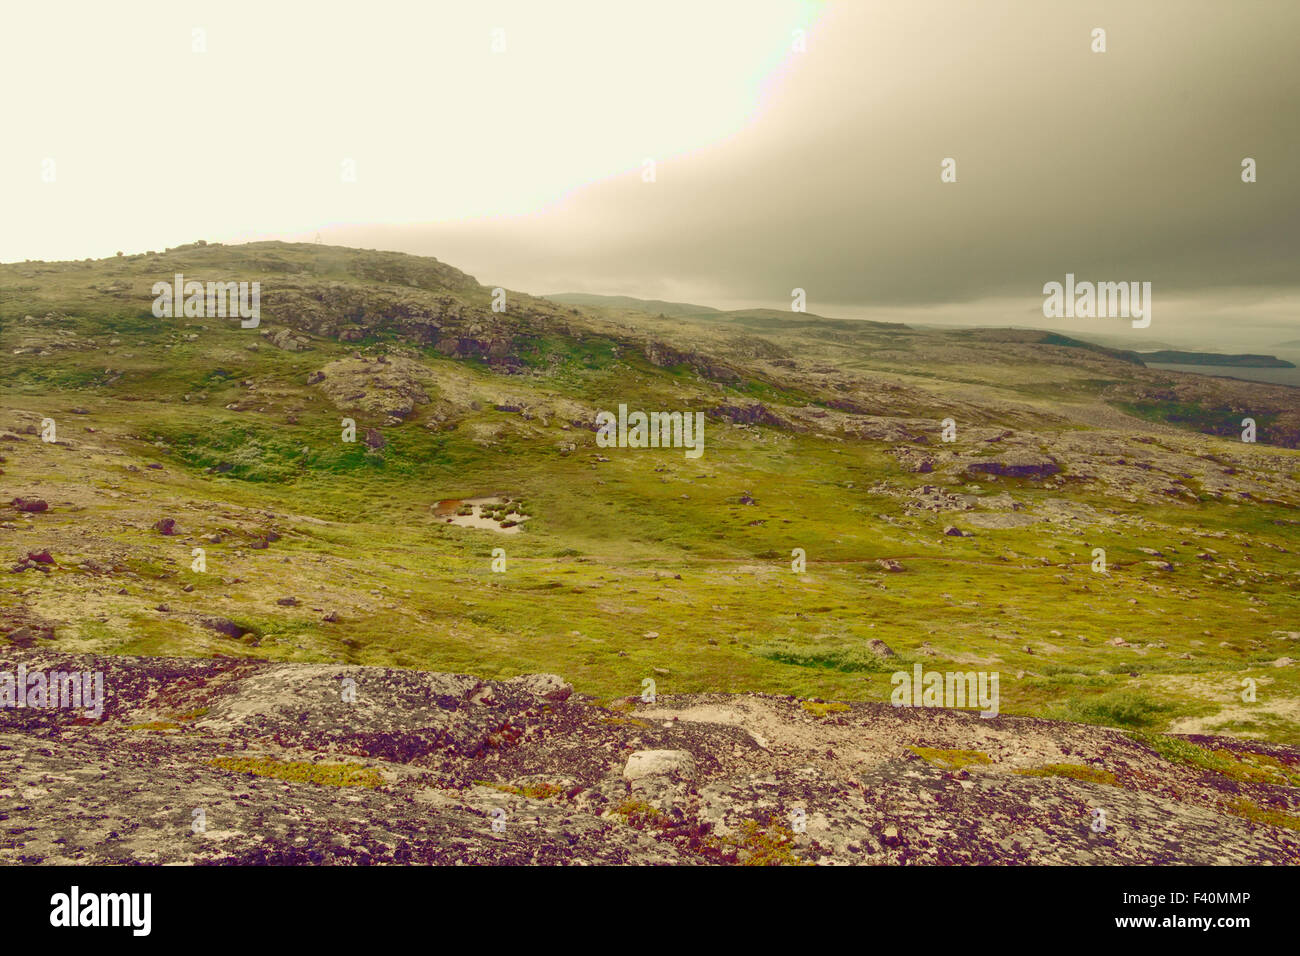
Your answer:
3,0 -> 1298,350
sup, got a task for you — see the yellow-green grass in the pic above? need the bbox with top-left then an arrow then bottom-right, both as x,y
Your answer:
208,756 -> 383,788
1133,734 -> 1300,786
1014,763 -> 1118,785
910,747 -> 994,769
4,244 -> 1299,748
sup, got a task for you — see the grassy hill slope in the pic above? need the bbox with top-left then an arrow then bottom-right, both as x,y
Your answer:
2,241 -> 1298,745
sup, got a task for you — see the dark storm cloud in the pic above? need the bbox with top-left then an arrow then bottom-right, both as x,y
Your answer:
321,1 -> 1300,342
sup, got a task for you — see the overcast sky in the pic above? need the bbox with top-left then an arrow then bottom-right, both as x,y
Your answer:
4,1 -> 1297,349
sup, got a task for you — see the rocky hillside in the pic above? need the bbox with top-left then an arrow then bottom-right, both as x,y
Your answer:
5,241 -> 1300,446
2,650 -> 1297,865
2,241 -> 1298,775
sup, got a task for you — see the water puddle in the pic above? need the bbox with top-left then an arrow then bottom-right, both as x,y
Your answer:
432,495 -> 530,534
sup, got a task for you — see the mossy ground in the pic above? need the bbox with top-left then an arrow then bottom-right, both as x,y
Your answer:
1224,798 -> 1300,831
3,243 -> 1298,745
611,801 -> 808,864
1131,733 -> 1300,786
910,747 -> 994,770
1014,763 -> 1118,786
209,756 -> 383,788
475,780 -> 565,800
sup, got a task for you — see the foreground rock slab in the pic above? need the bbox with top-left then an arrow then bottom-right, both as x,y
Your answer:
1,651 -> 1296,865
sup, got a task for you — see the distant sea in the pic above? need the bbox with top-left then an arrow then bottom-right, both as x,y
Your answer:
1147,363 -> 1300,388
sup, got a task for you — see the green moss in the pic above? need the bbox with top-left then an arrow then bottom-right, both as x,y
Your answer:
1209,749 -> 1300,787
1225,798 -> 1300,831
1132,733 -> 1300,786
209,756 -> 383,788
474,780 -> 564,800
730,816 -> 809,867
611,799 -> 670,830
1132,732 -> 1231,772
612,804 -> 810,866
910,747 -> 994,770
1014,763 -> 1118,786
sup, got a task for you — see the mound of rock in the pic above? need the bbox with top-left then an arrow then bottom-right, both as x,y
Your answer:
312,355 -> 434,420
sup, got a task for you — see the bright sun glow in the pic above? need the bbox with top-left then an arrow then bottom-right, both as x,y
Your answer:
0,0 -> 820,262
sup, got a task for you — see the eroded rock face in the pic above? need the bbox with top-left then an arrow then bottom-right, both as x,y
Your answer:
0,651 -> 1296,866
708,404 -> 790,428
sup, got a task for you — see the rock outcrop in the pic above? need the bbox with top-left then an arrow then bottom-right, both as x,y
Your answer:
2,651 -> 1295,866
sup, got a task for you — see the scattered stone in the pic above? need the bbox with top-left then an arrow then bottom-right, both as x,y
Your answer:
201,617 -> 253,639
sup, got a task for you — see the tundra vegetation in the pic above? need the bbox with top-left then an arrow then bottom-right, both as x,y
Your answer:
1,241 -> 1298,749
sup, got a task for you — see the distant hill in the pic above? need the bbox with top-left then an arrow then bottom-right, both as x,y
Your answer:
543,293 -> 720,317
545,293 -> 911,331
950,328 -> 1146,364
1059,332 -> 1184,352
1138,350 -> 1296,368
